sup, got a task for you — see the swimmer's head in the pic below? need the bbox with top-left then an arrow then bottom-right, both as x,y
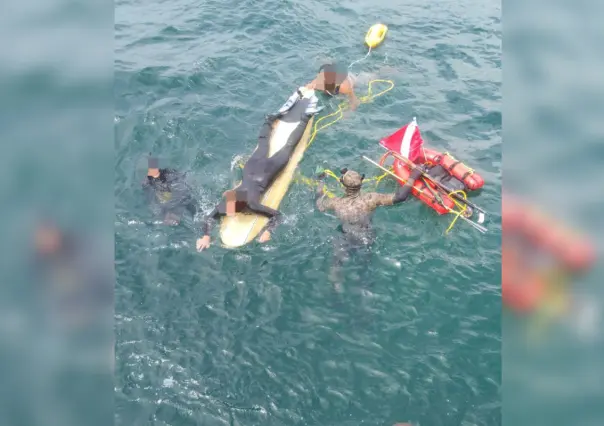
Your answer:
318,63 -> 345,91
319,63 -> 337,85
147,156 -> 160,178
340,168 -> 365,193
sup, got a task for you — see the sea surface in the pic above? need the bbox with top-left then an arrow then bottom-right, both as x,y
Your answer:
115,0 -> 502,425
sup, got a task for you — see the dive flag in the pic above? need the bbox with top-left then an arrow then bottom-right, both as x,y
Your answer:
379,117 -> 424,163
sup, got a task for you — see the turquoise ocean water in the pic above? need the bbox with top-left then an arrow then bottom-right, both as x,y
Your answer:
115,0 -> 501,424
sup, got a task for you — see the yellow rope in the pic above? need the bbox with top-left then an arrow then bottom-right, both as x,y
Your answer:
305,167 -> 392,199
293,169 -> 339,199
375,152 -> 471,234
306,79 -> 395,149
287,79 -> 395,198
306,163 -> 470,234
234,79 -> 394,171
235,79 -> 395,195
443,152 -> 475,176
232,79 -> 472,233
444,190 -> 469,234
312,156 -> 470,234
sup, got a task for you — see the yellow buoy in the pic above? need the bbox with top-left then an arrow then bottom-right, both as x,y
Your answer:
365,23 -> 388,49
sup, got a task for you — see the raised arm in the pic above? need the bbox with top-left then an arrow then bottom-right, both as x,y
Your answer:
346,88 -> 359,111
315,173 -> 335,212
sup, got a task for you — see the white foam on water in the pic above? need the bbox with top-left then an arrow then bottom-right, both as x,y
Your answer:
230,154 -> 245,172
383,257 -> 402,269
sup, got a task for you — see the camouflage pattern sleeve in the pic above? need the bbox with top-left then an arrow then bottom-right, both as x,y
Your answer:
315,181 -> 336,212
316,194 -> 336,212
364,192 -> 396,209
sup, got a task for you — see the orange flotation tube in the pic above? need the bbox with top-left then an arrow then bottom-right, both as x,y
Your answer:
419,148 -> 484,191
379,148 -> 485,216
378,119 -> 485,216
501,195 -> 595,314
502,243 -> 547,313
390,156 -> 455,215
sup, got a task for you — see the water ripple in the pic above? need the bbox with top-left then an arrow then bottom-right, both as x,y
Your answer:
116,0 -> 501,424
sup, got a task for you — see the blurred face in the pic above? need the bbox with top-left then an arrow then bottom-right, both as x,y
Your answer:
224,190 -> 247,216
224,191 -> 236,216
147,158 -> 160,177
321,70 -> 336,85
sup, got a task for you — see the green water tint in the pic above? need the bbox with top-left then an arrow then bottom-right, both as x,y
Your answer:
115,1 -> 502,425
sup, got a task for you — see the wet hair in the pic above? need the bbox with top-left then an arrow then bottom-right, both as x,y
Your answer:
318,63 -> 345,94
318,63 -> 336,74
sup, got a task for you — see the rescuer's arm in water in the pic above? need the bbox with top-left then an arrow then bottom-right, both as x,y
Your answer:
246,200 -> 283,243
338,78 -> 359,111
197,205 -> 221,251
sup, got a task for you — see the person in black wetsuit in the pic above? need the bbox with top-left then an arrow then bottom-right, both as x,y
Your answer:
315,166 -> 426,289
305,63 -> 359,110
197,109 -> 312,252
143,157 -> 198,225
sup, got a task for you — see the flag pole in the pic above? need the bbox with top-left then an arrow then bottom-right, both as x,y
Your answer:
382,147 -> 488,220
361,155 -> 487,233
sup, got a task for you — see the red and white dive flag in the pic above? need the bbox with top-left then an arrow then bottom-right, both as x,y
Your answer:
379,117 -> 424,163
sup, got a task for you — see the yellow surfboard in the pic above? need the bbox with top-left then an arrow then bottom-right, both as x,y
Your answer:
219,107 -> 315,248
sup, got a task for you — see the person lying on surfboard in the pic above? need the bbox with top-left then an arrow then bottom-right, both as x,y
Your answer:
143,157 -> 198,226
196,93 -> 318,252
305,63 -> 360,110
315,167 -> 425,287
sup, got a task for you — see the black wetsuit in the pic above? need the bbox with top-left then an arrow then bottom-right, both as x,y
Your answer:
423,164 -> 467,192
143,168 -> 198,221
202,103 -> 312,236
